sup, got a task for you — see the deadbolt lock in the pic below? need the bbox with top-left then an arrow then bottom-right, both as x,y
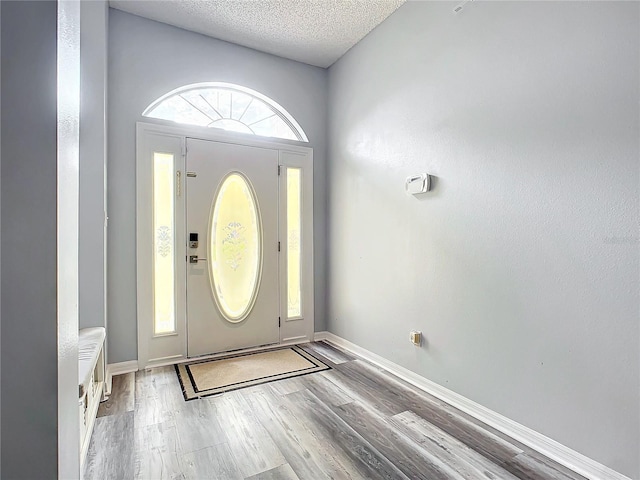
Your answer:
189,233 -> 199,249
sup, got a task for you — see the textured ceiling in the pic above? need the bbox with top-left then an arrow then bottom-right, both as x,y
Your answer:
109,0 -> 405,68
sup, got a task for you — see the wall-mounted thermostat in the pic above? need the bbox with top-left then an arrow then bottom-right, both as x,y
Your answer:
405,173 -> 431,195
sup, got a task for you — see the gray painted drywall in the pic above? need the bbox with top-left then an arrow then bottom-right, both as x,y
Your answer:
1,2 -> 58,475
327,2 -> 639,478
0,2 -> 3,474
0,3 -> 2,474
79,1 -> 108,336
0,2 -> 3,475
1,1 -> 80,477
108,9 -> 328,363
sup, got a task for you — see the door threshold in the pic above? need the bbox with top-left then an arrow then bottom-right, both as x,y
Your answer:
188,341 -> 281,361
145,339 -> 312,369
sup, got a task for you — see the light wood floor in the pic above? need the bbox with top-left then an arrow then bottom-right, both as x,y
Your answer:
84,341 -> 586,480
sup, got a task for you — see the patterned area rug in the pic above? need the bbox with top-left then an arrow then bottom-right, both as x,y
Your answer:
175,345 -> 330,400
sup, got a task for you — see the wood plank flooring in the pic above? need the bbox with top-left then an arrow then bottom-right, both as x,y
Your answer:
84,342 -> 587,480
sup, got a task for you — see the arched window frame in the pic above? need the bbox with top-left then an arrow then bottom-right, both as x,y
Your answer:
142,82 -> 309,143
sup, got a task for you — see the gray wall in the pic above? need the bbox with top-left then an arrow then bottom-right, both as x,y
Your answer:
0,3 -> 2,473
327,2 -> 639,478
80,0 -> 108,335
2,2 -> 58,476
0,1 -> 2,473
108,9 -> 328,363
1,1 -> 81,477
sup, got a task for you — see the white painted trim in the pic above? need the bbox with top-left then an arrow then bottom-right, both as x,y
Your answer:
105,360 -> 139,395
313,331 -> 631,480
278,150 -> 314,345
107,360 -> 139,376
280,335 -> 310,345
313,331 -> 330,342
145,354 -> 187,369
136,129 -> 186,370
57,0 -> 81,476
80,381 -> 103,471
137,121 -> 312,155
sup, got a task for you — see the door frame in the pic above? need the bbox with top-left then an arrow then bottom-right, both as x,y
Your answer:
136,121 -> 314,369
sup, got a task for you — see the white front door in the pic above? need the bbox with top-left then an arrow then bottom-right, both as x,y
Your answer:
186,138 -> 279,356
136,123 -> 314,368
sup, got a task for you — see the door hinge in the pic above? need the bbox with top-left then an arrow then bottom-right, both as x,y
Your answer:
176,170 -> 182,197
279,317 -> 281,328
278,165 -> 281,176
278,241 -> 281,252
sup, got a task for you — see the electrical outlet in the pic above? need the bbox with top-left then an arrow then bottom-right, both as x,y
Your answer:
410,331 -> 422,346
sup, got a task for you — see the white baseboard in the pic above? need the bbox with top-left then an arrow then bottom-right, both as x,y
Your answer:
314,331 -> 630,480
105,360 -> 139,395
280,335 -> 310,345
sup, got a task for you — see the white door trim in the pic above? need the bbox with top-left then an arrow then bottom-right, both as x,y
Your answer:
278,150 -> 315,345
136,122 -> 314,368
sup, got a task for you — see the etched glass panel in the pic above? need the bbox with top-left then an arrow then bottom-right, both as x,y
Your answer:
287,168 -> 302,318
210,173 -> 262,322
153,152 -> 176,334
241,100 -> 275,127
251,115 -> 297,141
214,89 -> 232,119
210,118 -> 253,135
144,84 -> 307,142
148,95 -> 210,127
178,91 -> 222,123
229,92 -> 253,121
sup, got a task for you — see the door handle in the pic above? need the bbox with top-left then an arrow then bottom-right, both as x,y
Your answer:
189,255 -> 208,263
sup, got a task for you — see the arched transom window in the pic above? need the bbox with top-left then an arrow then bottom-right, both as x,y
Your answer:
143,82 -> 308,142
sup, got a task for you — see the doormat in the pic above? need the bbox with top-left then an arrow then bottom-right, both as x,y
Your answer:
175,345 -> 330,400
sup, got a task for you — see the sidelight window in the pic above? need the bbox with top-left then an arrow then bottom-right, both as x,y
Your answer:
153,152 -> 176,334
286,168 -> 302,318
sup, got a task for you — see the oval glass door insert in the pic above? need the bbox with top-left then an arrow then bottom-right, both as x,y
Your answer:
209,172 -> 262,322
